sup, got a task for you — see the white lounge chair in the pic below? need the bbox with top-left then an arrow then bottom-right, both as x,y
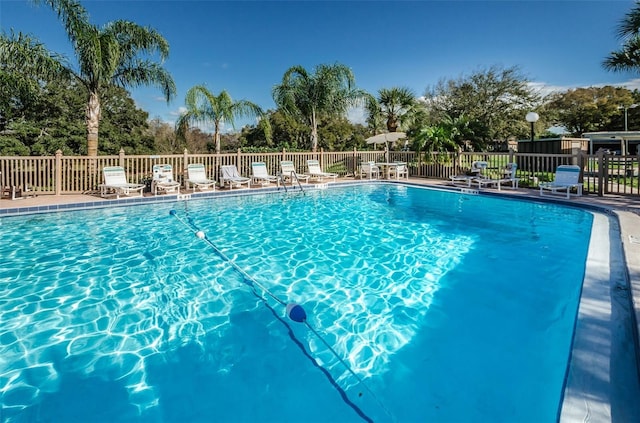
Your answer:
185,163 -> 216,192
220,165 -> 251,189
540,164 -> 583,199
495,162 -> 520,190
99,166 -> 144,199
359,161 -> 380,180
473,162 -> 520,190
450,161 -> 488,187
280,160 -> 310,184
306,159 -> 338,182
152,164 -> 181,195
251,162 -> 278,186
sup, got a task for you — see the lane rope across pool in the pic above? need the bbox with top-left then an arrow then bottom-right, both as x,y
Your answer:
169,208 -> 396,423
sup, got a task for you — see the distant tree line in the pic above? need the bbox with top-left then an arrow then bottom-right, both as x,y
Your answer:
2,0 -> 640,156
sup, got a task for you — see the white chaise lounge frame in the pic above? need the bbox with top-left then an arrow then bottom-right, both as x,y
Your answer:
99,166 -> 144,199
539,164 -> 583,199
186,163 -> 216,191
306,159 -> 338,182
220,165 -> 251,189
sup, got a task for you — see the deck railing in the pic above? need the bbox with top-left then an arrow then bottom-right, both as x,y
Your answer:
1,148 -> 638,197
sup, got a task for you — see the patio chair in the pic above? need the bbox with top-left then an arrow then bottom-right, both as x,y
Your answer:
280,160 -> 310,185
473,162 -> 521,190
1,170 -> 36,200
152,164 -> 181,195
220,165 -> 251,189
539,164 -> 583,199
251,162 -> 278,186
495,162 -> 520,190
359,161 -> 380,180
450,161 -> 488,187
389,162 -> 409,180
306,159 -> 338,182
99,166 -> 145,199
186,163 -> 216,192
1,185 -> 19,200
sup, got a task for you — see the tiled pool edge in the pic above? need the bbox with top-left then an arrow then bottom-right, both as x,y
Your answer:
0,183 -> 330,217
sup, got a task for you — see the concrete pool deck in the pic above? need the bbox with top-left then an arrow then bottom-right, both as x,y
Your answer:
1,178 -> 640,422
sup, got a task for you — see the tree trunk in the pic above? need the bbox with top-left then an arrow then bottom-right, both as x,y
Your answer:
387,118 -> 398,133
214,122 -> 221,154
86,91 -> 101,156
310,108 -> 318,152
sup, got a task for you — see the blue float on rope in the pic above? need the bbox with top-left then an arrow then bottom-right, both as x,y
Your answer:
286,303 -> 307,323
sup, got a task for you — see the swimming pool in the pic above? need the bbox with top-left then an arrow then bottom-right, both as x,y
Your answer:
0,184 -> 594,422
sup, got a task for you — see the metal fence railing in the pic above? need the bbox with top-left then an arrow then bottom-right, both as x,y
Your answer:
1,148 -> 638,197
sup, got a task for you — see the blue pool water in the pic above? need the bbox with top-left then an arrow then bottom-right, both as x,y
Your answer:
0,184 -> 593,422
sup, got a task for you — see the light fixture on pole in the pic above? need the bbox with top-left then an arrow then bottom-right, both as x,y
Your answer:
617,104 -> 637,131
525,112 -> 539,142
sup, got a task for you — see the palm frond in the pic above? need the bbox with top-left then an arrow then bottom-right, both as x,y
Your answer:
114,60 -> 176,101
31,0 -> 92,51
104,20 -> 170,62
603,36 -> 640,72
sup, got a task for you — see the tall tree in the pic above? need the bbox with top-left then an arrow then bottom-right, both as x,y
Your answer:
273,63 -> 366,152
424,65 -> 539,148
0,78 -> 154,155
175,85 -> 263,154
603,1 -> 640,73
27,0 -> 175,156
543,86 -> 635,136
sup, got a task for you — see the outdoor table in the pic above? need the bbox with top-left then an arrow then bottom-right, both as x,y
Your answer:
375,162 -> 400,179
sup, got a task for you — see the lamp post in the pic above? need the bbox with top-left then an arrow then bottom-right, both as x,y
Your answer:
618,104 -> 637,131
525,112 -> 539,142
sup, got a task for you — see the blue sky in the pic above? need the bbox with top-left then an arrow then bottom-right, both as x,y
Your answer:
2,0 -> 639,131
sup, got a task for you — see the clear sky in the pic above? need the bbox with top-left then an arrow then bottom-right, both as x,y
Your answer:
2,0 -> 639,131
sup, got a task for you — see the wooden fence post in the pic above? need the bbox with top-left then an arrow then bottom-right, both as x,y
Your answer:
55,150 -> 62,196
454,149 -> 461,176
118,149 -> 125,167
597,149 -> 604,197
353,147 -> 357,177
183,149 -> 189,186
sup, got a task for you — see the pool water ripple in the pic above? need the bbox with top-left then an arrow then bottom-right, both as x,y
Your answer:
0,184 -> 593,422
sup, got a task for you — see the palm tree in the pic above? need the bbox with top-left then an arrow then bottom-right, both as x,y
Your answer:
0,31 -> 68,95
377,87 -> 417,133
604,1 -> 640,73
30,0 -> 175,156
412,120 -> 459,155
273,63 -> 366,152
176,85 -> 263,154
